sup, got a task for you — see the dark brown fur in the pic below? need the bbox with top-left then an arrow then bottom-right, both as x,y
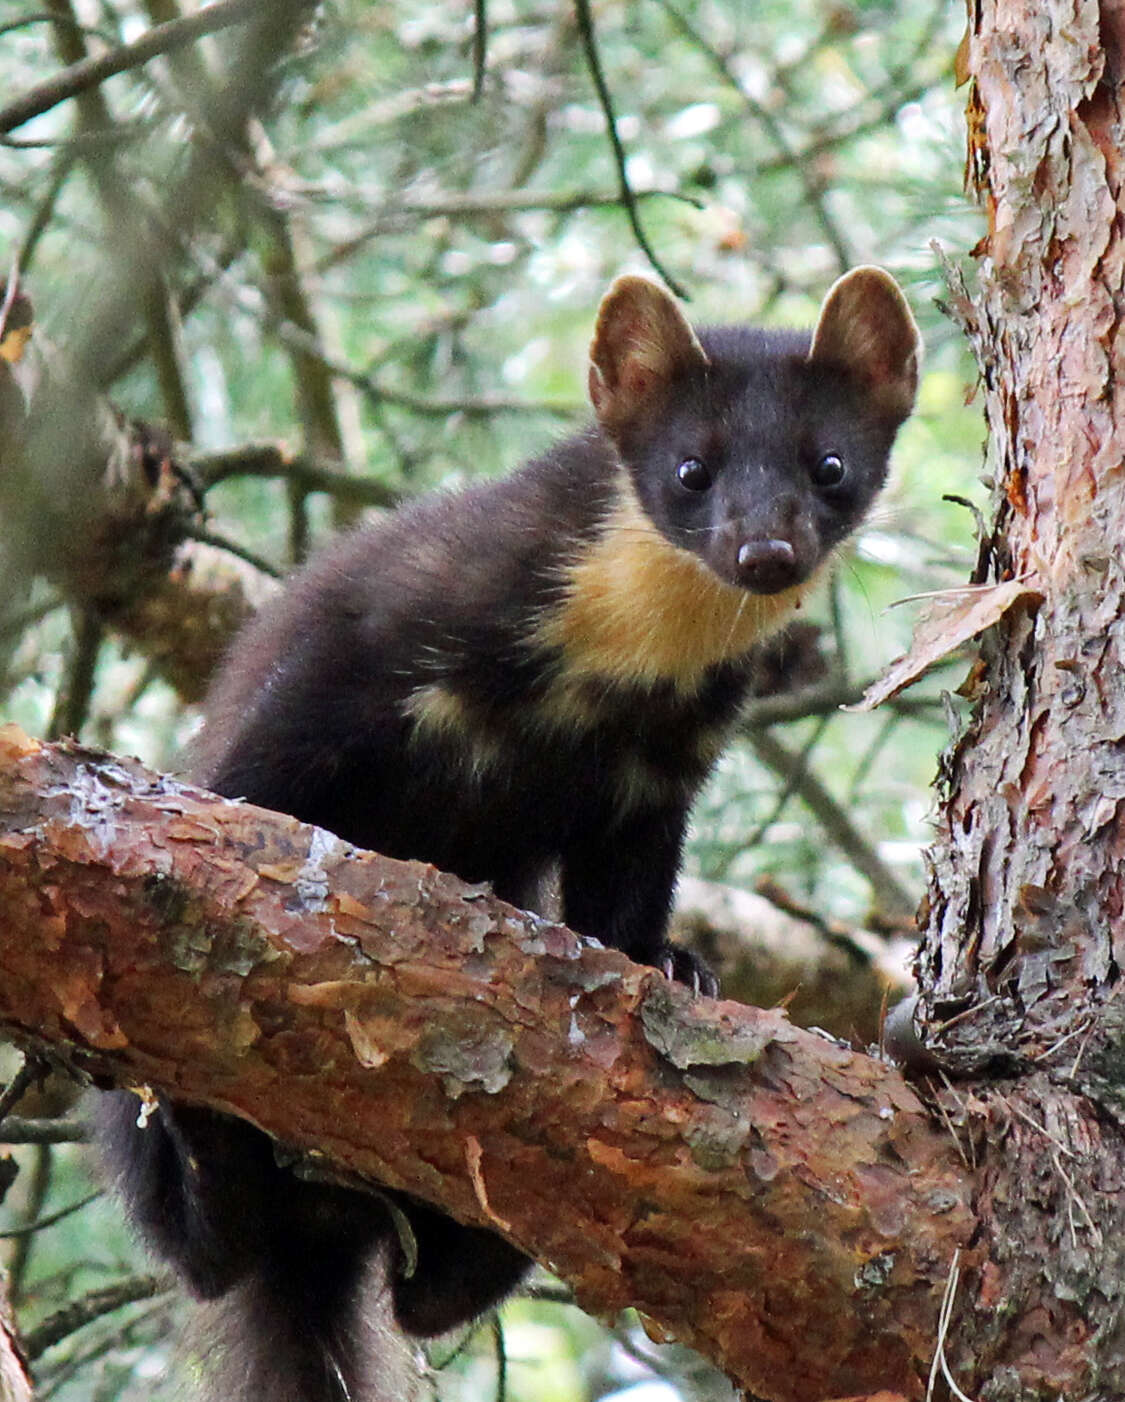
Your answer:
98,269 -> 920,1402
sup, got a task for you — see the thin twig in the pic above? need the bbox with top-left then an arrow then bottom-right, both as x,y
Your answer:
653,0 -> 852,275
763,0 -> 950,177
275,317 -> 580,418
18,151 -> 78,272
0,1189 -> 102,1240
0,0 -> 267,135
932,996 -> 1002,1035
936,1071 -> 977,1170
573,0 -> 688,298
0,13 -> 112,42
23,1273 -> 175,1360
246,117 -> 353,543
741,675 -> 945,728
8,1144 -> 52,1303
182,526 -> 284,579
0,594 -> 64,643
741,712 -> 832,852
36,1298 -> 172,1396
43,0 -> 194,439
180,241 -> 582,419
928,1081 -> 971,1171
519,1282 -> 575,1306
46,608 -> 103,742
1000,1095 -> 1074,1159
0,1056 -> 38,1122
491,1312 -> 507,1402
1029,1016 -> 1096,1063
472,0 -> 488,102
1068,982 -> 1120,1080
0,120 -> 156,150
753,875 -> 881,965
103,234 -> 243,386
1050,1149 -> 1100,1245
746,726 -> 918,924
317,187 -> 702,272
0,261 -> 19,342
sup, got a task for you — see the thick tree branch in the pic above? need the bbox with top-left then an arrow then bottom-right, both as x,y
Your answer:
0,403 -> 272,703
0,724 -> 971,1402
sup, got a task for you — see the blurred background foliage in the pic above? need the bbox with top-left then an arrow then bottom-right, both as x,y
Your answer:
0,0 -> 981,1397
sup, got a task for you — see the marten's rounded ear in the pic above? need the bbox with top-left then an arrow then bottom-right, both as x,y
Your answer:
809,266 -> 922,424
588,275 -> 709,431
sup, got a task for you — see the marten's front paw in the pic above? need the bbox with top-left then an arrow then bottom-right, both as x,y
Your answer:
656,942 -> 719,998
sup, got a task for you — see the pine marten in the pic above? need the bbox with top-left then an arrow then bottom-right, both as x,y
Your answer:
98,268 -> 921,1402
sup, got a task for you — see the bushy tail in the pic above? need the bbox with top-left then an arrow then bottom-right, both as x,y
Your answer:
94,1094 -> 418,1402
192,1254 -> 418,1402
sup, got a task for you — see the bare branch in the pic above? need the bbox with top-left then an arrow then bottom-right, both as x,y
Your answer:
740,674 -> 946,727
0,1057 -> 39,1123
471,0 -> 488,101
190,442 -> 401,509
318,187 -> 702,272
0,726 -> 971,1402
573,0 -> 689,298
0,404 -> 271,703
745,726 -> 918,925
22,1275 -> 174,1361
653,0 -> 852,275
181,526 -> 283,580
46,609 -> 103,742
0,1190 -> 101,1241
0,0 -> 268,136
0,1117 -> 87,1145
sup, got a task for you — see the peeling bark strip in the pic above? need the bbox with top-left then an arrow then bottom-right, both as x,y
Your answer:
0,725 -> 970,1401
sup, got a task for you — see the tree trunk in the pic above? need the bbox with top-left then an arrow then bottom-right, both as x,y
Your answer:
0,1276 -> 32,1402
912,2 -> 1125,1396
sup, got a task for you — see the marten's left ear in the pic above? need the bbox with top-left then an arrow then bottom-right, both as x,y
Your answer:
589,275 -> 710,432
809,266 -> 922,424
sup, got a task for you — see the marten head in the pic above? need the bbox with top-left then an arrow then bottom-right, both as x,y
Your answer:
587,268 -> 921,595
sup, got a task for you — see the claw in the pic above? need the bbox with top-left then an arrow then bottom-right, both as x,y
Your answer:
655,942 -> 719,998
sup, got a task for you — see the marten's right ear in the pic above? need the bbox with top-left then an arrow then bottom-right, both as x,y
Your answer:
588,276 -> 709,431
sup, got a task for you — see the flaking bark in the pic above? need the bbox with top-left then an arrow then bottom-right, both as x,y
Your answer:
0,395 -> 271,703
0,1275 -> 32,1402
0,724 -> 970,1402
907,2 -> 1125,1397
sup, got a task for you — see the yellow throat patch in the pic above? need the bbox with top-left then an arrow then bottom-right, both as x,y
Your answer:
533,480 -> 813,694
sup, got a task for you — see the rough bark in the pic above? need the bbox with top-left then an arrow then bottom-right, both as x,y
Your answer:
0,395 -> 271,704
0,724 -> 971,1402
0,1278 -> 32,1402
909,2 -> 1125,1397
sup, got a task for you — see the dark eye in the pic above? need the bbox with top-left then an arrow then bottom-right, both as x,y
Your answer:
676,457 -> 713,492
812,452 -> 846,488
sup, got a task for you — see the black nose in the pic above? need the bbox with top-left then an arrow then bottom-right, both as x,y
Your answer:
735,538 -> 799,593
